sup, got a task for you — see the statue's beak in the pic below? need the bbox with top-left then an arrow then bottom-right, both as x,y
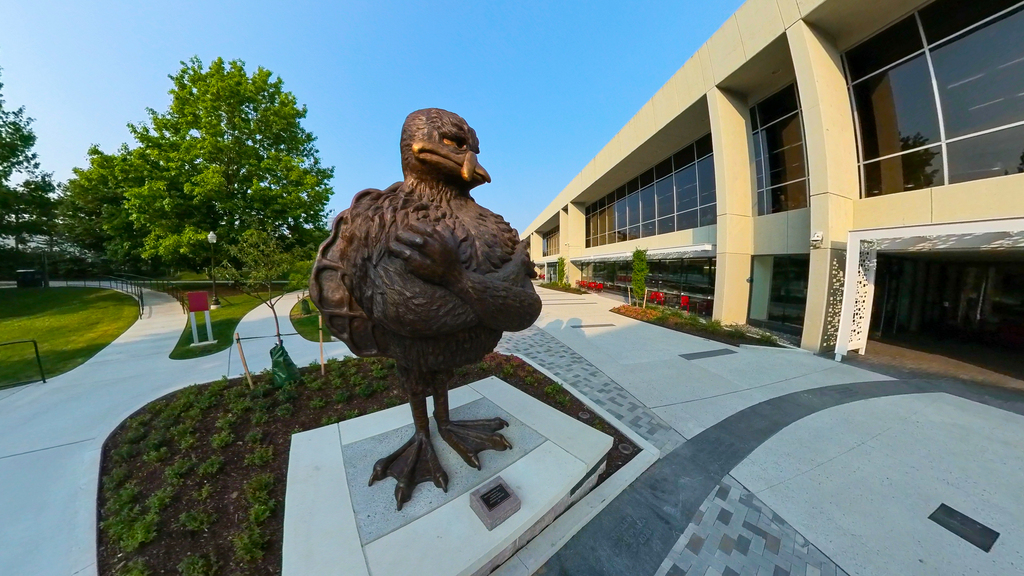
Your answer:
460,151 -> 490,183
412,141 -> 491,184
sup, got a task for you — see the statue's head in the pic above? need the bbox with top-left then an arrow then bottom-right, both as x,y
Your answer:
400,108 -> 491,194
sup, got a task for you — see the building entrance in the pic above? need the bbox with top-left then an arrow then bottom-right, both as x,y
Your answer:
869,253 -> 1024,377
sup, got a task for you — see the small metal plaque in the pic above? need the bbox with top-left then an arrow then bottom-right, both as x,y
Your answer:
929,503 -> 999,552
480,484 -> 511,511
469,476 -> 520,531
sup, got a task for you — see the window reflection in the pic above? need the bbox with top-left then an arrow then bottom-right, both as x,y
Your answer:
852,54 -> 942,161
581,258 -> 717,316
862,146 -> 943,197
751,84 -> 809,215
584,133 -> 717,247
947,124 -> 1024,183
930,6 -> 1024,139
847,0 -> 1024,196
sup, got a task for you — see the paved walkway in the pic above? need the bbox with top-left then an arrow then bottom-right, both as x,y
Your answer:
0,288 -> 350,576
4,284 -> 1024,576
506,287 -> 1024,576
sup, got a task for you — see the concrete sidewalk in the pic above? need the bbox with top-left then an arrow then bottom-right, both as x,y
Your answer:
0,287 -> 350,576
507,287 -> 1024,576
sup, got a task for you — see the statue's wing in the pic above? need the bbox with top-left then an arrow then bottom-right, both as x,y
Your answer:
309,183 -> 404,357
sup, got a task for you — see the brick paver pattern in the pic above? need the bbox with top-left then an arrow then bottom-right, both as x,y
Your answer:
498,326 -> 685,455
657,474 -> 849,576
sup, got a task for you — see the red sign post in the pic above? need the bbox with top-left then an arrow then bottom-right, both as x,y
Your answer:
187,291 -> 215,346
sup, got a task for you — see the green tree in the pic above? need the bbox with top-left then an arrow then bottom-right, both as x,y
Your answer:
556,256 -> 567,286
631,247 -> 648,305
217,229 -> 296,345
63,57 -> 333,271
59,145 -> 151,272
0,67 -> 57,253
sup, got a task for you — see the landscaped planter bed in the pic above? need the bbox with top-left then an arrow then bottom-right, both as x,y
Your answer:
538,282 -> 588,295
611,304 -> 781,347
97,353 -> 636,576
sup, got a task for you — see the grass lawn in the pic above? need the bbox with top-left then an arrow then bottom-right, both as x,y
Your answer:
0,287 -> 139,388
288,298 -> 332,343
97,353 -> 636,575
168,293 -> 268,360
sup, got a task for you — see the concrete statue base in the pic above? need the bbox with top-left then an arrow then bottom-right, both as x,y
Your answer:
281,376 -> 612,576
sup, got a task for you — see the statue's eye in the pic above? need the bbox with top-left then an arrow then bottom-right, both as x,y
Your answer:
443,138 -> 466,150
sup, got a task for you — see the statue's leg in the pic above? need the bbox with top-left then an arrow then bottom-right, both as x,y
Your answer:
368,365 -> 448,510
432,370 -> 512,470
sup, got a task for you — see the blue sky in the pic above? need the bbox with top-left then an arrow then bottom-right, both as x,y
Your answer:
0,0 -> 742,232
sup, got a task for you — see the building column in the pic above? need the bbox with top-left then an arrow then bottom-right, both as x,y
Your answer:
788,20 -> 859,352
529,232 -> 544,277
561,203 -> 585,285
708,87 -> 755,325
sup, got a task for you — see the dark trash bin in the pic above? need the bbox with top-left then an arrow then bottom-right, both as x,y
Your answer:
16,270 -> 43,288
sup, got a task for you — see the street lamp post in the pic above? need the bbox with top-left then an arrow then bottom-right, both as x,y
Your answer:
208,231 -> 221,308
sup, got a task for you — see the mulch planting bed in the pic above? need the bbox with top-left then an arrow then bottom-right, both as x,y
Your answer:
611,304 -> 781,348
538,282 -> 589,295
97,352 -> 636,576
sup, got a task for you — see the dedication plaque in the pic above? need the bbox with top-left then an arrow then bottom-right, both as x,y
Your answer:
469,476 -> 521,531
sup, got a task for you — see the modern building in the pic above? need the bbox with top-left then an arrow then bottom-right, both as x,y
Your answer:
524,0 -> 1024,359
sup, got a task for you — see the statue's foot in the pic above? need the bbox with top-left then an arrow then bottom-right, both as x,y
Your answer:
438,418 -> 512,470
368,431 -> 448,510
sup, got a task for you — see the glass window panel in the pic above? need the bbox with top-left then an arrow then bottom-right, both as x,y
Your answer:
947,124 -> 1024,184
755,157 -> 766,191
615,185 -> 627,201
674,165 -> 698,212
695,133 -> 714,158
616,230 -> 628,243
596,196 -> 605,210
756,85 -> 800,127
641,221 -> 656,238
696,155 -> 717,206
639,168 -> 655,188
585,217 -> 591,239
750,106 -> 760,130
676,209 -> 699,231
846,16 -> 924,81
657,215 -> 675,235
615,199 -> 627,230
586,237 -> 591,248
673,145 -> 696,169
853,53 -> 945,161
699,204 -> 717,227
757,189 -> 768,216
655,158 -> 673,180
626,178 -> 640,194
919,0 -> 1022,45
768,179 -> 809,213
626,192 -> 640,226
862,145 -> 944,197
655,177 -> 674,218
604,205 -> 615,235
930,6 -> 1024,139
627,225 -> 640,241
762,115 -> 806,186
597,207 -> 606,235
640,185 -> 656,222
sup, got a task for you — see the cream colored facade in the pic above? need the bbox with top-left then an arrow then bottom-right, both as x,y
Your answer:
522,0 -> 1024,352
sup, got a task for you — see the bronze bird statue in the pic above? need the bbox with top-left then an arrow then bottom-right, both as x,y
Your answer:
310,108 -> 542,510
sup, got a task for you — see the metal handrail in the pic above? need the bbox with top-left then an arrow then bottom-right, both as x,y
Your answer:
0,339 -> 46,385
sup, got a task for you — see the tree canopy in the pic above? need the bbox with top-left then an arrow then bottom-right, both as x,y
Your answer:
62,57 -> 333,272
0,68 -> 57,252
